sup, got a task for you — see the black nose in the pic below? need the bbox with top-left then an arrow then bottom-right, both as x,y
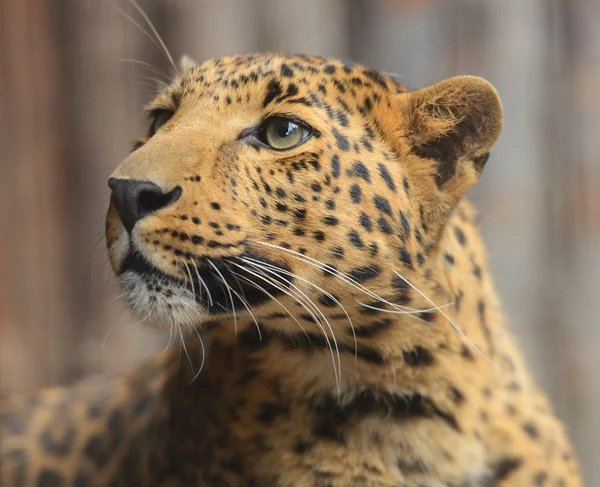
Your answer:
108,178 -> 181,233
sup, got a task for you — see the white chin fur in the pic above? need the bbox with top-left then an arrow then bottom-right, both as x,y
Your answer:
119,271 -> 209,330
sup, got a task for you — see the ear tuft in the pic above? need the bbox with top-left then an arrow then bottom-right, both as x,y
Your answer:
403,76 -> 503,187
179,54 -> 198,74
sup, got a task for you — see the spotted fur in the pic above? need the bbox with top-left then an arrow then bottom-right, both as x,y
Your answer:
1,53 -> 581,486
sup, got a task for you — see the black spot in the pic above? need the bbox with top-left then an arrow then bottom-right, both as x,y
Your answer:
396,458 -> 429,474
348,265 -> 380,282
318,294 -> 339,307
322,215 -> 339,226
347,161 -> 370,182
523,422 -> 539,440
377,163 -> 396,192
314,231 -> 326,241
450,387 -> 464,405
487,458 -> 523,485
210,202 -> 221,210
40,426 -> 76,457
444,253 -> 455,265
37,469 -> 64,487
310,390 -> 459,445
191,235 -> 204,245
454,226 -> 466,246
83,434 -> 109,468
355,346 -> 385,364
238,325 -> 272,349
133,395 -> 152,414
373,196 -> 392,216
359,300 -> 385,315
352,319 -> 393,338
293,208 -> 307,221
399,247 -> 413,268
299,313 -> 318,323
331,154 -> 340,178
324,64 -> 336,74
337,112 -> 352,131
74,472 -> 90,487
294,440 -> 313,454
368,242 -> 378,256
347,230 -> 364,248
359,213 -> 372,232
322,263 -> 338,277
263,79 -> 283,107
349,184 -> 362,203
283,83 -> 299,100
280,64 -> 294,77
478,299 -> 494,355
256,402 -> 289,424
390,274 -> 410,304
533,472 -> 548,486
377,217 -> 393,234
363,69 -> 388,89
333,79 -> 346,93
403,346 -> 434,366
399,211 -> 410,238
332,127 -> 350,151
330,246 -> 344,259
461,344 -> 475,361
418,310 -> 436,323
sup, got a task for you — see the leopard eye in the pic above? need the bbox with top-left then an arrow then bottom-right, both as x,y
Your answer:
150,110 -> 173,135
262,117 -> 311,150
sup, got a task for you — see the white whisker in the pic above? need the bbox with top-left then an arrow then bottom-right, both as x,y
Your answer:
184,262 -> 196,302
391,269 -> 520,384
191,259 -> 213,307
227,269 -> 310,340
229,288 -> 262,341
248,240 -> 418,313
120,58 -> 171,82
242,255 -> 358,365
208,259 -> 238,337
178,325 -> 195,374
187,325 -> 206,385
240,259 -> 342,392
355,301 -> 453,316
126,0 -> 178,74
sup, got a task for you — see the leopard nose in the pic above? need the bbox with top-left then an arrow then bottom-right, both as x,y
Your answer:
108,178 -> 181,233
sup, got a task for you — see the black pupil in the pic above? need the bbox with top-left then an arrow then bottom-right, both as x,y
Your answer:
277,120 -> 297,138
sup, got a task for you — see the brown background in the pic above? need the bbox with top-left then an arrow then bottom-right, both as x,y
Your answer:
1,0 -> 598,483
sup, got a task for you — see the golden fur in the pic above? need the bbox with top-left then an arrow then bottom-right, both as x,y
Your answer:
1,53 -> 581,486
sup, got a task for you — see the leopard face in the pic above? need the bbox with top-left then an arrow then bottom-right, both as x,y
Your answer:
106,53 -> 502,344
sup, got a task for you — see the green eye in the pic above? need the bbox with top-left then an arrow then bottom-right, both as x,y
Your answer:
263,117 -> 310,150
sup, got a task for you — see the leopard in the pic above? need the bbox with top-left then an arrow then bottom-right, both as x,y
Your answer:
1,52 -> 582,486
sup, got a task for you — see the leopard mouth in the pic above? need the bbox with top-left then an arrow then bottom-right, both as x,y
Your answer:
119,249 -> 291,316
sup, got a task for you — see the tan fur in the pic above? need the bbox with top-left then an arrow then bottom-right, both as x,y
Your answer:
1,53 -> 581,486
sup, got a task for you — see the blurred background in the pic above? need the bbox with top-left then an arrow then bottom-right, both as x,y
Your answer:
1,0 -> 598,482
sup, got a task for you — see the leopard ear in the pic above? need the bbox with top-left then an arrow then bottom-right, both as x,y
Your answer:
179,54 -> 198,74
400,75 -> 502,189
393,76 -> 502,241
